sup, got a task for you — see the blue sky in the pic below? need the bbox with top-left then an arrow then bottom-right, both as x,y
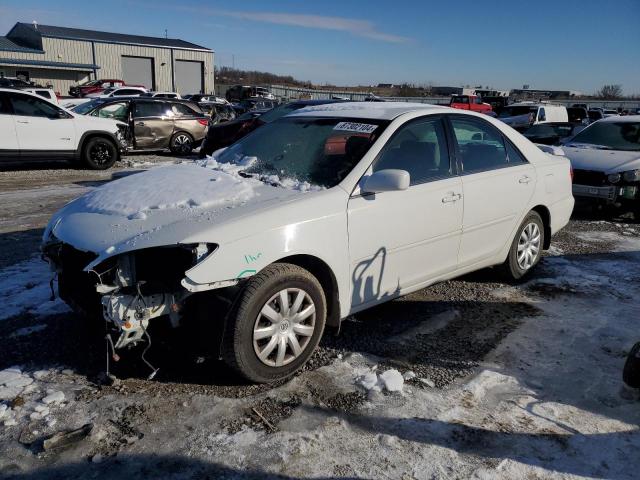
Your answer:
1,0 -> 638,94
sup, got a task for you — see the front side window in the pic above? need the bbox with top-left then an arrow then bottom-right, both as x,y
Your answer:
373,117 -> 451,185
451,117 -> 508,173
215,117 -> 389,188
91,101 -> 129,121
9,93 -> 61,118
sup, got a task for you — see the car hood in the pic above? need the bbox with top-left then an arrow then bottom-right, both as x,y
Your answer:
43,162 -> 318,269
561,145 -> 640,173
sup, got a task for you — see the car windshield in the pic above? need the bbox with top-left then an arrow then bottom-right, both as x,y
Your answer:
72,99 -> 107,114
498,106 -> 537,118
568,121 -> 640,151
215,117 -> 389,188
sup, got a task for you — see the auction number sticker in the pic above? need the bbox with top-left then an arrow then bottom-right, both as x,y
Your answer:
333,122 -> 378,134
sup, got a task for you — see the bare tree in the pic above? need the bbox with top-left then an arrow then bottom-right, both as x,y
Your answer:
596,84 -> 623,99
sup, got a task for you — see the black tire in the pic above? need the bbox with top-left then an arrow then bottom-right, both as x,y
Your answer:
502,211 -> 545,281
169,132 -> 194,155
221,263 -> 327,383
623,342 -> 640,388
81,137 -> 118,170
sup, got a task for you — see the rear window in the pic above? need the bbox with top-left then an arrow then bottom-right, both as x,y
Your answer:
134,101 -> 170,117
171,102 -> 202,116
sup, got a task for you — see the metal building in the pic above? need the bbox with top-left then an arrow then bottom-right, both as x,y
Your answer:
0,22 -> 214,95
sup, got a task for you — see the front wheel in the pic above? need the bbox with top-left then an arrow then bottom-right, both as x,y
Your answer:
82,137 -> 118,170
169,132 -> 194,155
221,263 -> 326,383
502,211 -> 545,281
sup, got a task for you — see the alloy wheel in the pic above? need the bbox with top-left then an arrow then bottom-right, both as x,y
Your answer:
89,142 -> 113,166
517,222 -> 541,270
253,288 -> 316,367
173,134 -> 192,154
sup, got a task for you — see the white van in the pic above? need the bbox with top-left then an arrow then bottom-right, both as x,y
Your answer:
498,102 -> 568,131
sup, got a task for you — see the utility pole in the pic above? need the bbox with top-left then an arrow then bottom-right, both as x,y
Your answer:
164,29 -> 168,39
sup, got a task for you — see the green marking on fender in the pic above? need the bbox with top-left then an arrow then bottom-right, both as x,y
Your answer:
237,269 -> 257,278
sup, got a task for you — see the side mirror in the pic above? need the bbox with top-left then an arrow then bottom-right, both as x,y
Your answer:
362,169 -> 410,194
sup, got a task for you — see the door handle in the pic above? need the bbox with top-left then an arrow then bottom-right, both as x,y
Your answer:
442,192 -> 462,203
17,120 -> 29,124
136,121 -> 145,126
519,175 -> 532,184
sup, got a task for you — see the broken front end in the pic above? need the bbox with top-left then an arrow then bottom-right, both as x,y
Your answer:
43,241 -> 218,350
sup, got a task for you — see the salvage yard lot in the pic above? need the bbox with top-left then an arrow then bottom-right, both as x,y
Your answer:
0,157 -> 639,479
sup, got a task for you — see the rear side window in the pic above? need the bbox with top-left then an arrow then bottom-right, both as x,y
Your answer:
134,101 -> 170,117
450,117 -> 508,173
505,141 -> 528,164
373,117 -> 451,185
9,93 -> 61,118
171,103 -> 200,116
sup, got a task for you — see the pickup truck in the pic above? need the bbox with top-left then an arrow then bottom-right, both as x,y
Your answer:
449,95 -> 493,114
69,79 -> 145,97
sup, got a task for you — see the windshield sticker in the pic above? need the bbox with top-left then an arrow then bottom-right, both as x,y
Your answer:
333,122 -> 378,134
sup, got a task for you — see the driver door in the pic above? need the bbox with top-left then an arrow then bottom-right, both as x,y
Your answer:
347,116 -> 463,311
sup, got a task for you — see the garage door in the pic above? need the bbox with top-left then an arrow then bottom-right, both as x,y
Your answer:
121,56 -> 154,89
175,60 -> 203,95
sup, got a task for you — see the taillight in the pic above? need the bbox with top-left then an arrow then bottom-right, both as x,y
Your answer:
197,119 -> 208,126
570,166 -> 574,182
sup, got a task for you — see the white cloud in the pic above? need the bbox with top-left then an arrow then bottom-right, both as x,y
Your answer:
184,6 -> 410,43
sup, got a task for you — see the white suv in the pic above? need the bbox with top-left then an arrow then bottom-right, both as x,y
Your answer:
0,88 -> 127,169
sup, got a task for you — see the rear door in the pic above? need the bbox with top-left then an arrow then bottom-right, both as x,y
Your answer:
132,100 -> 173,149
0,93 -> 19,158
449,115 -> 536,267
8,91 -> 76,152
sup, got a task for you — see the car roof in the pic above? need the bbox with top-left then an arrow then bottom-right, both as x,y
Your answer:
287,101 -> 447,120
598,114 -> 640,123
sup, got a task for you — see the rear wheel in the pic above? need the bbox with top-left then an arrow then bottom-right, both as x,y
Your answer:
170,132 -> 194,155
82,137 -> 118,170
221,263 -> 326,383
503,211 -> 545,281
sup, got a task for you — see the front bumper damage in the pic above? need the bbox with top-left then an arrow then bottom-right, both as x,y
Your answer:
573,184 -> 638,203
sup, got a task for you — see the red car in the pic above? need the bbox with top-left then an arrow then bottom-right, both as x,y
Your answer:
69,79 -> 127,97
449,95 -> 493,114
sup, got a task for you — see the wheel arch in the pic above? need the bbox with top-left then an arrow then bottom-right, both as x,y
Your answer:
76,130 -> 121,160
531,204 -> 552,249
274,254 -> 341,329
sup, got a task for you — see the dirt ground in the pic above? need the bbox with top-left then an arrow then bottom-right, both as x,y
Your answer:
0,157 -> 639,479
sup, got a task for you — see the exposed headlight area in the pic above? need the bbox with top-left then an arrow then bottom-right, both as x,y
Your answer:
622,169 -> 640,182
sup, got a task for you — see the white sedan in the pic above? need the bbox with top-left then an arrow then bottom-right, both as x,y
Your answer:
42,103 -> 574,382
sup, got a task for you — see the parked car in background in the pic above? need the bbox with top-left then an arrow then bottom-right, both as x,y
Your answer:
74,97 -> 208,155
567,107 -> 589,125
42,102 -> 573,383
199,99 -> 346,158
498,103 -> 568,132
87,86 -> 148,98
234,98 -> 279,115
449,95 -> 492,114
69,79 -> 125,97
206,103 -> 237,124
143,92 -> 181,99
225,85 -> 275,102
603,109 -> 619,118
562,116 -> 640,216
588,109 -> 604,122
0,88 -> 126,169
21,87 -> 59,104
523,122 -> 584,145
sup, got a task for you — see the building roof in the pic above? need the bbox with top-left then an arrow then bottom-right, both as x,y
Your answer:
11,22 -> 211,51
288,101 -> 448,120
0,36 -> 43,53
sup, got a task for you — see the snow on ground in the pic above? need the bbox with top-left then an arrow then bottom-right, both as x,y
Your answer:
0,256 -> 69,321
0,218 -> 638,478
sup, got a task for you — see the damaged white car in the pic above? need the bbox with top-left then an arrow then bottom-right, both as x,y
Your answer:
42,103 -> 574,383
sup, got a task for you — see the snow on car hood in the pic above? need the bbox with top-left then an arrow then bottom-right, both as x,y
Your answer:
44,161 -> 315,266
561,144 -> 640,173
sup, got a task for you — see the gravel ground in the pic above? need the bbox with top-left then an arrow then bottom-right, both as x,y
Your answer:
0,158 -> 638,478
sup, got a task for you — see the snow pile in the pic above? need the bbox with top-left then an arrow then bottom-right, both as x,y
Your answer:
355,368 -> 404,393
0,366 -> 33,401
79,164 -> 256,220
200,150 -> 324,193
0,257 -> 70,321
